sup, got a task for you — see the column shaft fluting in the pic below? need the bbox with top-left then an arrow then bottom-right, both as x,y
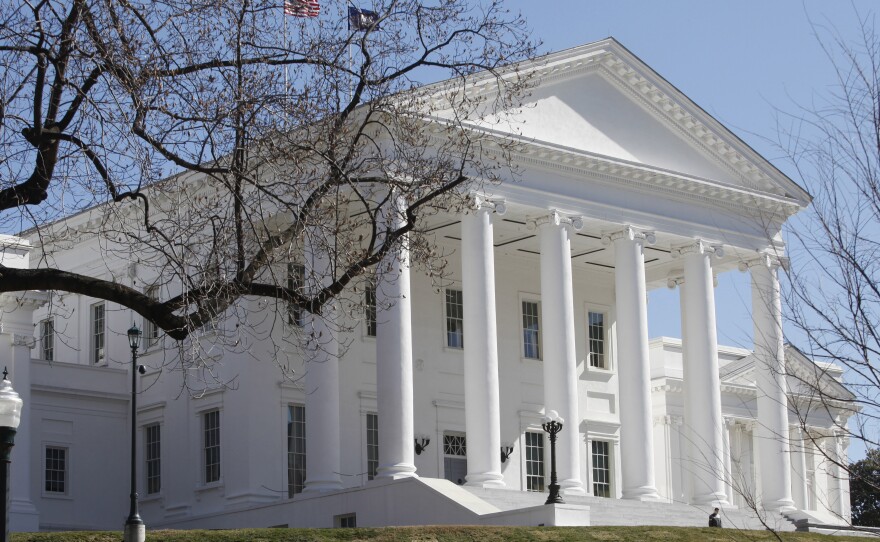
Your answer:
376,196 -> 417,479
462,205 -> 505,487
612,230 -> 660,500
750,258 -> 795,510
539,215 -> 584,495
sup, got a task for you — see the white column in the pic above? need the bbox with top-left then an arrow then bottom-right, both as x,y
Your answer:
722,417 -> 734,505
376,195 -> 417,479
609,226 -> 660,501
790,427 -> 809,510
745,255 -> 795,511
537,210 -> 585,495
462,197 -> 504,488
676,240 -> 728,506
0,238 -> 44,532
303,229 -> 343,492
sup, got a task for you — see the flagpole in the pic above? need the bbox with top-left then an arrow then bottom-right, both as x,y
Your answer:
284,6 -> 290,126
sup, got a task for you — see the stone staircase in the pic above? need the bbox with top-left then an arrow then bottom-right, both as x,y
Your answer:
463,486 -> 799,531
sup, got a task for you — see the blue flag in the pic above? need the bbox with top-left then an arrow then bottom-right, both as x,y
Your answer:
348,6 -> 379,31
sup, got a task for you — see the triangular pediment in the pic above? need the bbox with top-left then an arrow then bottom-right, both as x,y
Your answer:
433,38 -> 811,209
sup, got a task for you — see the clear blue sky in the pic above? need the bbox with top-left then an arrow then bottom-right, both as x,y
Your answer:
505,0 -> 874,348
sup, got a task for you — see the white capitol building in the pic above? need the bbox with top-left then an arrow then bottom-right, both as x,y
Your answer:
0,39 -> 854,532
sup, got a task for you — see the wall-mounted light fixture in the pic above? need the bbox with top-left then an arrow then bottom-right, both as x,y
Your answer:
414,435 -> 431,455
500,445 -> 514,463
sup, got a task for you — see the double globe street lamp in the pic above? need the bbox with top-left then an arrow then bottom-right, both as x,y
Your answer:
0,369 -> 22,542
541,410 -> 565,505
124,324 -> 146,542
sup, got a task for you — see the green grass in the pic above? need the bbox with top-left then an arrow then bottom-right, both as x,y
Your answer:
9,526 -> 874,542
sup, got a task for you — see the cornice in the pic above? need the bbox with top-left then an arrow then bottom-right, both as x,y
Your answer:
425,123 -> 803,219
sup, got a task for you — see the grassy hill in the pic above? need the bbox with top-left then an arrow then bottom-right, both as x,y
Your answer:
10,526 -> 875,542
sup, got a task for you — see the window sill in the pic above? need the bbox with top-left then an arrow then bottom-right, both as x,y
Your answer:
41,492 -> 73,501
140,493 -> 163,503
195,481 -> 224,493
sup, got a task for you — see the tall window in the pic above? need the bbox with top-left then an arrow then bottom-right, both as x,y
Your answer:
145,424 -> 161,494
203,410 -> 221,484
525,432 -> 545,492
591,440 -> 611,498
40,319 -> 54,361
287,264 -> 305,327
144,286 -> 159,348
366,413 -> 378,480
287,405 -> 306,496
588,311 -> 606,369
91,302 -> 105,364
445,289 -> 463,348
365,282 -> 377,337
522,300 -> 541,359
45,446 -> 67,494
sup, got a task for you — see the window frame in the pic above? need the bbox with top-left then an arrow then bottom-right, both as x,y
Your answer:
524,431 -> 545,492
444,288 -> 464,349
144,423 -> 161,495
90,301 -> 106,365
585,304 -> 613,371
43,445 -> 69,496
202,410 -> 221,485
366,412 -> 378,480
143,286 -> 160,349
287,404 -> 306,497
40,318 -> 54,361
287,263 -> 306,327
519,295 -> 542,361
364,281 -> 377,338
590,439 -> 612,498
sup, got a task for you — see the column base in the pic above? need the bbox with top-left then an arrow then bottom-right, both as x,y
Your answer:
10,499 -> 39,532
622,486 -> 662,501
123,523 -> 145,542
691,491 -> 730,507
763,498 -> 797,513
465,472 -> 506,488
560,479 -> 586,496
377,463 -> 418,480
303,478 -> 344,493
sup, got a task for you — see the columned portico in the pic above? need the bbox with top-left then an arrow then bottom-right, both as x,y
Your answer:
537,210 -> 585,495
303,229 -> 343,492
745,255 -> 795,511
461,197 -> 505,488
676,240 -> 728,506
609,226 -> 660,501
375,195 -> 417,479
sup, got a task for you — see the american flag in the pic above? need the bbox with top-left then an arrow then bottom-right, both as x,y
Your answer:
284,0 -> 319,17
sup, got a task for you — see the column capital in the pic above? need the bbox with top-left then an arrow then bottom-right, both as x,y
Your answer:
467,192 -> 506,215
723,416 -> 738,428
671,239 -> 724,259
737,252 -> 788,273
12,335 -> 36,349
528,209 -> 583,231
601,225 -> 655,246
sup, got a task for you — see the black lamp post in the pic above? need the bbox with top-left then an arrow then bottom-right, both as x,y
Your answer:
124,324 -> 145,542
542,409 -> 564,505
0,369 -> 22,542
